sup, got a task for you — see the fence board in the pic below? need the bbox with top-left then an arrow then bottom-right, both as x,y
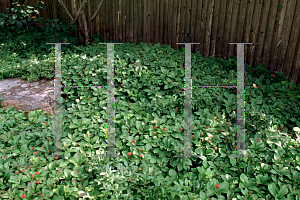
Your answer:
243,0 -> 255,63
247,0 -> 262,67
269,0 -> 286,75
210,0 -> 219,57
216,0 -> 226,59
285,1 -> 300,85
252,0 -> 271,71
277,0 -> 296,79
221,0 -> 233,60
227,0 -> 239,59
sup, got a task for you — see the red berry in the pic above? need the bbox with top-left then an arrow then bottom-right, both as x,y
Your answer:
139,154 -> 143,158
127,152 -> 131,156
170,81 -> 172,83
32,147 -> 34,150
206,126 -> 209,128
207,140 -> 210,143
15,171 -> 19,174
219,129 -> 222,132
226,123 -> 229,125
258,139 -> 261,142
280,126 -> 283,129
21,195 -> 26,199
214,147 -> 218,150
153,133 -> 156,135
36,180 -> 40,184
210,135 -> 214,139
217,94 -> 220,96
45,122 -> 48,125
54,156 -> 58,160
163,128 -> 166,131
132,140 -> 135,143
214,117 -> 217,120
34,152 -> 38,155
168,62 -> 170,64
235,147 -> 237,149
154,126 -> 157,129
191,126 -> 193,128
41,194 -> 44,197
216,184 -> 220,188
192,135 -> 194,138
36,172 -> 39,175
87,97 -> 89,100
193,79 -> 195,81
179,127 -> 182,131
22,169 -> 25,172
215,131 -> 218,133
26,166 -> 28,169
47,150 -> 49,152
31,175 -> 34,178
138,167 -> 141,171
41,146 -> 44,148
175,108 -> 178,110
47,138 -> 50,140
139,148 -> 142,151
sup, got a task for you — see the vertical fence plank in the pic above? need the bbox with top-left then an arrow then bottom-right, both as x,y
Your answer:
154,0 -> 159,45
285,0 -> 300,85
268,0 -> 287,75
248,0 -> 263,67
125,0 -> 130,43
216,0 -> 226,59
143,0 -> 148,43
112,0 -> 116,41
185,0 -> 192,45
178,0 -> 185,51
277,0 -> 296,81
163,0 -> 168,45
252,0 -> 271,71
261,0 -> 279,74
171,0 -> 178,50
149,0 -> 154,44
175,0 -> 181,50
117,0 -> 121,42
243,0 -> 255,64
209,0 -> 219,57
291,30 -> 300,85
227,0 -> 240,59
203,0 -> 214,57
138,0 -> 143,44
168,0 -> 173,46
199,0 -> 207,56
190,0 -> 198,53
221,0 -> 233,60
133,0 -> 138,44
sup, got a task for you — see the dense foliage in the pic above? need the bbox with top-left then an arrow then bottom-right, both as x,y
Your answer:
1,17 -> 300,199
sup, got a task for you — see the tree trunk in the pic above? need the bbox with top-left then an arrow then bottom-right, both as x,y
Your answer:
58,0 -> 106,47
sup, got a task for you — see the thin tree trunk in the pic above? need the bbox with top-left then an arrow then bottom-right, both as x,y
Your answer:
57,0 -> 106,46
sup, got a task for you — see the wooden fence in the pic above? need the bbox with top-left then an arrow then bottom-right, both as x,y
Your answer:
1,0 -> 300,87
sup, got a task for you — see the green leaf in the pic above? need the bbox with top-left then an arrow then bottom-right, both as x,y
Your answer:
276,185 -> 288,199
240,173 -> 248,183
150,157 -> 156,163
229,157 -> 236,166
69,123 -> 78,129
169,169 -> 177,177
146,143 -> 152,151
268,183 -> 279,197
136,121 -> 142,130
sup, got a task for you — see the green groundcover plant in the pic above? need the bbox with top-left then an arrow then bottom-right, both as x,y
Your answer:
1,23 -> 300,200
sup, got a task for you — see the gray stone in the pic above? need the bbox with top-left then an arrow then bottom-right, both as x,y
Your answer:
0,78 -> 55,117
